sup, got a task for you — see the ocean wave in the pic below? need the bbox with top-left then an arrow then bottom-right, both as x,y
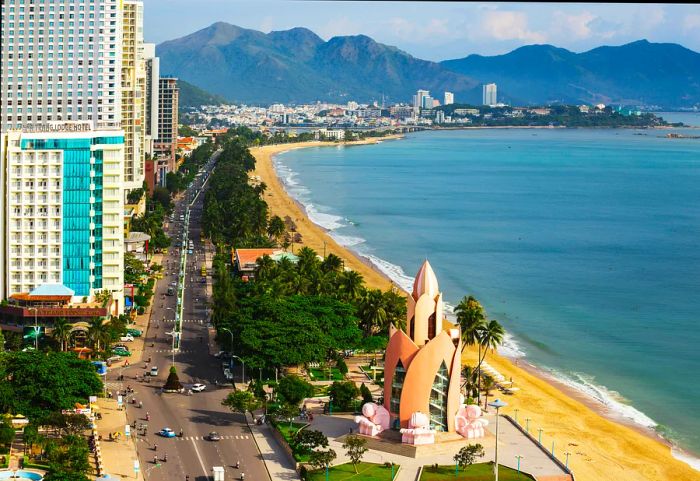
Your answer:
364,254 -> 415,293
330,232 -> 366,247
671,446 -> 700,471
550,370 -> 657,428
498,332 -> 527,358
305,203 -> 346,231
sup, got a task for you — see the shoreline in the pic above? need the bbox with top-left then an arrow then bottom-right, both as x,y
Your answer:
250,138 -> 699,481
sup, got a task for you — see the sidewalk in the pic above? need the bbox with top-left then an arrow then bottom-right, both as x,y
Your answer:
95,397 -> 143,480
246,413 -> 300,481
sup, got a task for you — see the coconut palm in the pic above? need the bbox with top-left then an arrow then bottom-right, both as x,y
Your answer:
267,215 -> 286,245
338,270 -> 364,301
455,295 -> 488,395
296,247 -> 320,276
321,253 -> 343,273
475,319 -> 506,399
87,317 -> 110,353
358,289 -> 387,336
461,365 -> 478,400
255,254 -> 276,282
481,374 -> 497,410
51,317 -> 71,352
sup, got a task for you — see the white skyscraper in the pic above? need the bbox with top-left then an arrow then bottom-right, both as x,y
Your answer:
143,43 -> 160,158
1,0 -> 123,130
444,92 -> 454,105
0,0 -> 125,313
121,0 -> 146,193
414,89 -> 430,110
483,83 -> 497,106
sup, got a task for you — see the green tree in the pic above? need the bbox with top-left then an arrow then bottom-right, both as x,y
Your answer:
336,358 -> 348,376
23,424 -> 39,455
481,375 -> 497,410
455,295 -> 487,392
0,351 -> 102,422
321,253 -> 343,274
51,318 -> 72,352
454,444 -> 485,469
328,381 -> 360,412
87,317 -> 110,352
222,390 -> 262,416
277,375 -> 314,406
267,215 -> 286,245
163,365 -> 183,392
358,289 -> 387,336
0,329 -> 5,353
276,402 -> 299,428
476,320 -> 506,389
359,383 -> 373,405
45,435 -> 91,481
342,435 -> 368,473
338,270 -> 364,301
0,422 -> 16,449
294,429 -> 328,454
308,449 -> 336,470
383,287 -> 407,332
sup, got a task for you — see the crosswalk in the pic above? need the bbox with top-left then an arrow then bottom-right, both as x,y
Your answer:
161,319 -> 208,324
136,435 -> 250,441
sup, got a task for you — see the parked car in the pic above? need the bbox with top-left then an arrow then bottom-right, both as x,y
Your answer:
206,431 -> 221,441
191,383 -> 206,392
158,428 -> 176,438
112,347 -> 132,357
106,356 -> 122,366
126,328 -> 142,337
119,334 -> 134,342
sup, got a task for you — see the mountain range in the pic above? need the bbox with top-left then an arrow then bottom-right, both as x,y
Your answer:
157,22 -> 700,108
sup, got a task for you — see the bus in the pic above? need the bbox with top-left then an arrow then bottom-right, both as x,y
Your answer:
201,265 -> 207,277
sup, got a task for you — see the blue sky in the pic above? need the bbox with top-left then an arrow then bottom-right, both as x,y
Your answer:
144,1 -> 700,60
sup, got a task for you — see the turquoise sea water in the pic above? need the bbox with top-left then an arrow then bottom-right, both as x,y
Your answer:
274,123 -> 700,467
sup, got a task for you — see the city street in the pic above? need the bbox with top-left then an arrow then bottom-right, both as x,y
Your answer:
106,153 -> 270,481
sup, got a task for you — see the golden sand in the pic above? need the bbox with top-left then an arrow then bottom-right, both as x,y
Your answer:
251,140 -> 698,481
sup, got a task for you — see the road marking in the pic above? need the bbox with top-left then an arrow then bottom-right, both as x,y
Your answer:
190,437 -> 209,479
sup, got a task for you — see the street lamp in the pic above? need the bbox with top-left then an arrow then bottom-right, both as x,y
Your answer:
564,451 -> 572,470
538,428 -> 544,444
525,417 -> 531,433
488,398 -> 507,481
220,327 -> 234,367
515,455 -> 524,475
231,355 -> 245,385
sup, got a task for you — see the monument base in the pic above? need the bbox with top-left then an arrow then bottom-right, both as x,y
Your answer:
338,430 -> 488,459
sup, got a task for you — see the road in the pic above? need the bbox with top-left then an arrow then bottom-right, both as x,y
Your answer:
107,153 -> 269,481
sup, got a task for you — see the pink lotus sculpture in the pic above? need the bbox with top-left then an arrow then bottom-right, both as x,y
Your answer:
354,402 -> 390,436
455,404 -> 489,439
400,411 -> 436,445
382,261 -> 463,440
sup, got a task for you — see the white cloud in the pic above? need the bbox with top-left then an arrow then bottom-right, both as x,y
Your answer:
552,11 -> 597,39
683,14 -> 700,32
481,11 -> 547,43
316,16 -> 362,40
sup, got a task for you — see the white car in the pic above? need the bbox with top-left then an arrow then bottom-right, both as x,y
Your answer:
119,334 -> 134,342
191,383 -> 206,392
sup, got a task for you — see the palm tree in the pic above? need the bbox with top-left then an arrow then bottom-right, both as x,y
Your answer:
267,215 -> 286,246
296,247 -> 320,277
461,365 -> 478,400
358,289 -> 387,336
51,317 -> 71,352
321,253 -> 343,274
481,374 -> 496,410
87,317 -> 110,353
338,270 -> 364,302
455,296 -> 487,396
255,254 -> 276,282
475,320 -> 506,400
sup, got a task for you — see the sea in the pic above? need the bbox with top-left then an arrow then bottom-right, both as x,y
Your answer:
272,112 -> 700,469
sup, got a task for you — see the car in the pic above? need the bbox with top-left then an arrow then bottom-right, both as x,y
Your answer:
206,431 -> 221,441
126,328 -> 142,337
113,344 -> 129,351
112,347 -> 132,357
169,281 -> 177,287
158,428 -> 177,438
119,334 -> 134,342
150,366 -> 159,376
106,356 -> 122,366
191,383 -> 206,392
213,351 -> 228,358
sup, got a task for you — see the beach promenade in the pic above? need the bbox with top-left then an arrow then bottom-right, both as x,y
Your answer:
250,141 -> 699,481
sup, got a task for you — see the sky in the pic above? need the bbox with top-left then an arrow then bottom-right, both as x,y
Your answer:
143,1 -> 700,61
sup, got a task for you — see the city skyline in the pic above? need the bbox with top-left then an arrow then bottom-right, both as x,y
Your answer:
143,1 -> 700,60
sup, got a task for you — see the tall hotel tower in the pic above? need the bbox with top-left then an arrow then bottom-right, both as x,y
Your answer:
0,0 -> 125,313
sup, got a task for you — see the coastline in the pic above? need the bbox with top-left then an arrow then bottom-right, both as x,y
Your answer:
250,138 -> 699,481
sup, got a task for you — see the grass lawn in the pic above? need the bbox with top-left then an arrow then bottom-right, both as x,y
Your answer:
313,384 -> 330,396
275,422 -> 311,462
306,462 -> 398,481
309,367 -> 345,381
420,463 -> 535,480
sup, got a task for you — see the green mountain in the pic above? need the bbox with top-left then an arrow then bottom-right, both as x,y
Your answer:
158,23 -> 700,108
441,40 -> 700,108
157,22 -> 480,105
177,79 -> 228,109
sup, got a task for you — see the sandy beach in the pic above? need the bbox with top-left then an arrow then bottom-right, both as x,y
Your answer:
251,139 -> 699,481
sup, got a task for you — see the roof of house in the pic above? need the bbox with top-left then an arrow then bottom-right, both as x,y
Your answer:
233,248 -> 281,269
30,283 -> 75,297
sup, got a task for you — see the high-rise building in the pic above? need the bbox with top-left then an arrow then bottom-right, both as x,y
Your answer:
444,92 -> 454,106
0,130 -> 125,312
155,77 -> 179,174
414,89 -> 430,110
422,95 -> 433,109
121,0 -> 146,194
483,83 -> 497,106
1,0 -> 123,130
0,0 -> 125,313
143,44 -> 160,152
